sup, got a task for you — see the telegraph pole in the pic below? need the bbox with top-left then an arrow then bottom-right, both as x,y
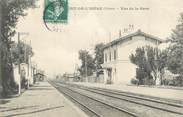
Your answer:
0,1 -> 2,93
85,54 -> 88,82
17,32 -> 21,95
119,30 -> 122,38
24,39 -> 29,89
17,32 -> 29,94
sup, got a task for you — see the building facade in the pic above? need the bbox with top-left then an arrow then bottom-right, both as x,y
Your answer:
102,30 -> 163,84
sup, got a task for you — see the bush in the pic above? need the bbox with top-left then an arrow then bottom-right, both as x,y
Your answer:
143,78 -> 155,85
173,76 -> 183,86
106,79 -> 112,84
131,78 -> 139,85
162,76 -> 183,86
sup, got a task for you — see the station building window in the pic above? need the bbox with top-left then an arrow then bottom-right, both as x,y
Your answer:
114,50 -> 117,60
109,52 -> 111,61
105,53 -> 107,62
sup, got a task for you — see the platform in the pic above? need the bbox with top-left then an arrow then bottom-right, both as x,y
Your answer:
0,81 -> 88,117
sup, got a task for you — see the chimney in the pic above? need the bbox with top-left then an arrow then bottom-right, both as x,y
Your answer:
119,30 -> 122,38
137,29 -> 141,33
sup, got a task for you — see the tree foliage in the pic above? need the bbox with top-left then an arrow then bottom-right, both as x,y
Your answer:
94,43 -> 105,76
129,46 -> 168,85
171,13 -> 183,44
1,0 -> 37,42
167,13 -> 183,85
130,13 -> 183,86
78,50 -> 95,76
11,41 -> 34,65
130,47 -> 150,84
0,0 -> 37,96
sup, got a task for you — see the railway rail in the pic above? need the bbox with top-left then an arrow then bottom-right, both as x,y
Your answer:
50,81 -> 183,117
50,81 -> 138,117
69,83 -> 183,114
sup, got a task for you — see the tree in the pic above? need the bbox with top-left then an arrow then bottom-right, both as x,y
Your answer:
167,13 -> 183,86
171,13 -> 183,44
78,50 -> 95,77
94,43 -> 105,76
129,47 -> 150,84
145,46 -> 168,85
129,46 -> 168,85
11,41 -> 34,65
0,0 -> 37,96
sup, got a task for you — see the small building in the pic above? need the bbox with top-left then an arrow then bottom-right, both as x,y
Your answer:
63,73 -> 80,82
34,70 -> 45,82
102,30 -> 163,84
34,73 -> 45,82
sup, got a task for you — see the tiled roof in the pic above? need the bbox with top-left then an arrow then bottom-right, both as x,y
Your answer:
103,29 -> 164,50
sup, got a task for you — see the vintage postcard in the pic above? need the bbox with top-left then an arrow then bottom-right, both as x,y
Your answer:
0,0 -> 183,117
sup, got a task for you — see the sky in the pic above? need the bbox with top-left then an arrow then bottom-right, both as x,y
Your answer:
15,0 -> 183,77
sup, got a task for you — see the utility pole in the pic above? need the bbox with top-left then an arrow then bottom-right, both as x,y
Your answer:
24,39 -> 29,88
32,62 -> 37,84
109,31 -> 111,43
0,1 -> 3,93
17,32 -> 29,94
85,54 -> 88,82
29,40 -> 32,85
155,43 -> 160,85
17,32 -> 21,95
119,29 -> 122,38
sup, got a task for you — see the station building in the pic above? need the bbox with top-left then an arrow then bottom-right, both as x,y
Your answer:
102,30 -> 164,84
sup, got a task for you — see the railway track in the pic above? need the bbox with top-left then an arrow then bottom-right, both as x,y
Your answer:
69,83 -> 183,115
89,87 -> 183,107
53,84 -> 101,117
50,81 -> 138,117
50,81 -> 183,117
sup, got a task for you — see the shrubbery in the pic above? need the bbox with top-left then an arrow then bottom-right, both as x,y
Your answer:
106,79 -> 112,84
130,78 -> 139,85
162,76 -> 183,86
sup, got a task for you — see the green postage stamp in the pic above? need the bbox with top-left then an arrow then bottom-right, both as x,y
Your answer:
44,0 -> 68,23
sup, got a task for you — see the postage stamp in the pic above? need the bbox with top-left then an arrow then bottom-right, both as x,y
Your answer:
44,0 -> 68,23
